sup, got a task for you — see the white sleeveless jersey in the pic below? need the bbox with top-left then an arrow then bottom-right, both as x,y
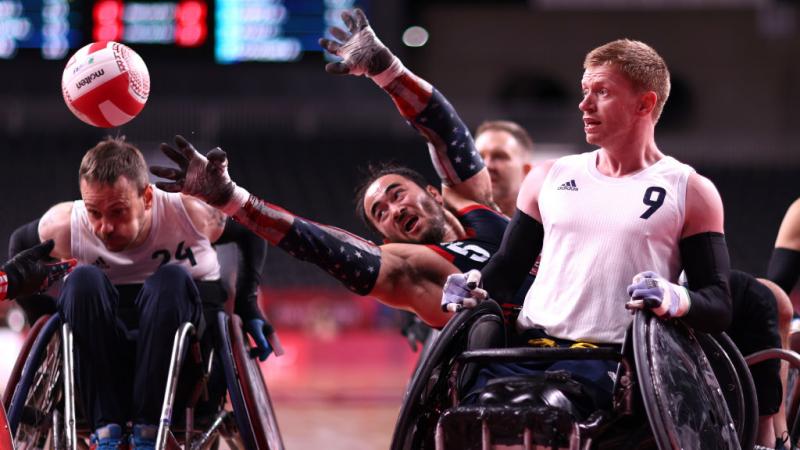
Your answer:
70,187 -> 221,285
517,150 -> 694,344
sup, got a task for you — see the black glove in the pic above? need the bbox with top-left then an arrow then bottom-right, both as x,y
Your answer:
242,312 -> 284,360
400,313 -> 432,352
3,240 -> 75,299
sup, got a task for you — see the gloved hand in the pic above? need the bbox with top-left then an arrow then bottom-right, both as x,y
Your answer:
244,317 -> 284,361
318,8 -> 398,79
150,135 -> 245,210
400,313 -> 432,352
626,271 -> 691,319
441,269 -> 488,313
3,240 -> 77,299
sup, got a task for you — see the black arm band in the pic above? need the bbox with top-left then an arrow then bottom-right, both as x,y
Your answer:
215,218 -> 267,320
679,232 -> 732,333
276,218 -> 382,296
767,247 -> 800,294
481,209 -> 543,303
9,219 -> 41,258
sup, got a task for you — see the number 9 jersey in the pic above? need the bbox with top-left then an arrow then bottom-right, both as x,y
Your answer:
70,187 -> 221,284
518,150 -> 694,345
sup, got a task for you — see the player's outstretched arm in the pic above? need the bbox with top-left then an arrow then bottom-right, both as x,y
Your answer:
319,8 -> 492,208
150,136 -> 379,293
151,136 -> 456,327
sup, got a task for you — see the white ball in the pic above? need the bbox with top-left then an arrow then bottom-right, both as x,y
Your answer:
61,41 -> 150,128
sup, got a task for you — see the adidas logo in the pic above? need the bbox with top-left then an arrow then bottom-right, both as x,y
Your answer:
557,179 -> 578,191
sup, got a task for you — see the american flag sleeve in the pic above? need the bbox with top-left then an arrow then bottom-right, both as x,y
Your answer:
232,195 -> 382,296
383,72 -> 483,186
0,271 -> 7,301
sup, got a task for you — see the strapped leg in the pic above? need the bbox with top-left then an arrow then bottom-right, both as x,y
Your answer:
132,264 -> 203,425
58,265 -> 133,430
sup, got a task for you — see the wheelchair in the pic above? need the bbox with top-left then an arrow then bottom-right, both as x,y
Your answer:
391,301 -> 762,450
750,330 -> 800,448
1,310 -> 283,450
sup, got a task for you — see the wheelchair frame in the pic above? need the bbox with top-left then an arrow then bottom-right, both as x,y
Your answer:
392,303 -> 763,450
3,310 -> 284,450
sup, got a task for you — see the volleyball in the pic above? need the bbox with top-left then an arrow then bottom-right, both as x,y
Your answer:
61,41 -> 150,128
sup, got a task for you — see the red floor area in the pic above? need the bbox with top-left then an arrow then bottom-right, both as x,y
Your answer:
261,329 -> 419,403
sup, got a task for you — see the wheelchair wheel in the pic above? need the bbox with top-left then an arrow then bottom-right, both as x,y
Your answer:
633,312 -> 740,450
6,315 -> 64,449
390,300 -> 503,450
229,314 -> 284,450
2,314 -> 51,411
215,311 -> 284,450
699,332 -> 758,450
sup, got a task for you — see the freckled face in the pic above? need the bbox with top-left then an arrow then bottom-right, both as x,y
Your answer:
579,65 -> 642,147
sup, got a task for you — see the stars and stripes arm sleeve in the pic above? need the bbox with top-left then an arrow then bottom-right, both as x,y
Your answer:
0,271 -> 7,301
377,66 -> 484,187
229,190 -> 382,296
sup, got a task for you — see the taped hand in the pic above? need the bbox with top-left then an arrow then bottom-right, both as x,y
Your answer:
150,135 -> 236,208
318,8 -> 395,77
441,269 -> 488,313
626,271 -> 691,319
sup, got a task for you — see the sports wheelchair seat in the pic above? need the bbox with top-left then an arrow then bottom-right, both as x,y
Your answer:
392,300 -> 758,450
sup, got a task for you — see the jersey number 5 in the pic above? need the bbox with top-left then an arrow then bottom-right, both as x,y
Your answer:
444,242 -> 490,263
640,186 -> 666,219
152,241 -> 198,267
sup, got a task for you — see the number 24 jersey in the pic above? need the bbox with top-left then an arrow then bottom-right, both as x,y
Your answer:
70,187 -> 221,285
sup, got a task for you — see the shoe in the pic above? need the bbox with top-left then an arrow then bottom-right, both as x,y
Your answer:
90,423 -> 124,450
130,423 -> 157,450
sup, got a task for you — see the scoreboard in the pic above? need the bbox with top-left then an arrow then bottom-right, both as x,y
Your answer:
0,0 -> 363,62
0,0 -> 80,59
216,0 -> 357,63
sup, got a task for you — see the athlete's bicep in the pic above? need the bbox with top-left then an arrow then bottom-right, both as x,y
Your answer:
372,243 -> 456,327
38,202 -> 73,259
182,195 -> 227,242
516,159 -> 556,222
682,173 -> 724,238
775,198 -> 800,250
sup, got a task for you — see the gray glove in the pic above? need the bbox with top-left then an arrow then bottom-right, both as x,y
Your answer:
150,135 -> 238,208
318,8 -> 396,77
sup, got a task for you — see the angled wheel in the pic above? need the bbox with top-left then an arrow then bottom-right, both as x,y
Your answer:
633,312 -> 740,450
391,300 -> 503,450
229,314 -> 283,450
700,332 -> 758,450
215,311 -> 284,450
6,314 -> 64,449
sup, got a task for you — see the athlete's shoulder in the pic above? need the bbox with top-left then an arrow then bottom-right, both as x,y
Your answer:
179,193 -> 226,242
39,201 -> 73,258
682,172 -> 724,236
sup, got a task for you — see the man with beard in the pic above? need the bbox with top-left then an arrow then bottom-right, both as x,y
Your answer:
149,12 -> 535,329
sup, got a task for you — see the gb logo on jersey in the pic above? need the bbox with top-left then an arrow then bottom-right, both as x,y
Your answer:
443,242 -> 490,263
